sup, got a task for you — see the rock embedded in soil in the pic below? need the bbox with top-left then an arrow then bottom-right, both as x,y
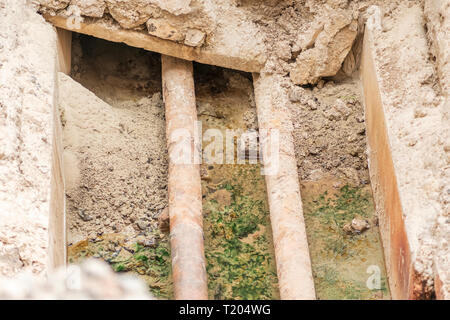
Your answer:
105,0 -> 157,29
184,29 -> 206,47
78,209 -> 93,222
290,12 -> 357,85
136,220 -> 149,231
343,218 -> 371,235
71,0 -> 106,18
39,0 -> 70,10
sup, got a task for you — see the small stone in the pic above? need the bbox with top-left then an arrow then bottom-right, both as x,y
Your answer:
343,218 -> 370,235
351,218 -> 370,234
78,209 -> 93,222
136,236 -> 158,248
306,99 -> 318,110
184,29 -> 206,47
288,86 -> 305,103
317,79 -> 325,89
324,108 -> 341,121
343,223 -> 353,234
136,220 -> 148,230
333,99 -> 351,119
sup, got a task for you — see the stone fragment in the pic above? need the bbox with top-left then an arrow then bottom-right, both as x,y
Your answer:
39,0 -> 70,10
146,18 -> 184,41
78,209 -> 93,222
344,218 -> 370,235
136,219 -> 148,230
184,29 -> 206,47
136,235 -> 158,248
290,13 -> 357,85
106,0 -> 157,29
351,218 -> 370,233
70,0 -> 106,18
288,86 -> 306,103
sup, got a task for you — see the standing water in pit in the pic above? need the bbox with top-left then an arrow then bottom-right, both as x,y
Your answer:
289,78 -> 391,300
195,65 -> 279,300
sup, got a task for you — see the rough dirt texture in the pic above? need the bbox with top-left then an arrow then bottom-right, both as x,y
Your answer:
0,0 -> 58,277
424,0 -> 450,300
1,0 -> 448,300
37,0 -> 266,73
365,2 -> 448,298
0,259 -> 154,299
37,0 -> 387,82
61,35 -> 167,245
288,78 -> 370,187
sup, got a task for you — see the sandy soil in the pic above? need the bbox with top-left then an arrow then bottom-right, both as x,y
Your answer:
60,35 -> 168,245
288,77 -> 369,186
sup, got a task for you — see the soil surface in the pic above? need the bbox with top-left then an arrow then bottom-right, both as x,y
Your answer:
62,35 -> 168,245
287,74 -> 390,299
60,35 -> 172,298
288,77 -> 369,185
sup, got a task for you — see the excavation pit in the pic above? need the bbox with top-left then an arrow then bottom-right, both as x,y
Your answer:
57,31 -> 391,301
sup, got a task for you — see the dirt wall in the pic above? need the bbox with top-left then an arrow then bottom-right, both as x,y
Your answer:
0,0 -> 60,276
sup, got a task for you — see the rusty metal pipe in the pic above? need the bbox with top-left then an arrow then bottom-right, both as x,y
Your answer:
253,73 -> 316,300
161,55 -> 208,300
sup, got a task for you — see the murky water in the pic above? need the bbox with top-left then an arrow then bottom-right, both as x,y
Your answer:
300,176 -> 390,300
196,66 -> 279,300
68,232 -> 173,299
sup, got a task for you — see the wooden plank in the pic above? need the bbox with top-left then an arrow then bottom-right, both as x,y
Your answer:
361,26 -> 413,300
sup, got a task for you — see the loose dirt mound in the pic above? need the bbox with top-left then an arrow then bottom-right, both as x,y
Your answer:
60,36 -> 168,244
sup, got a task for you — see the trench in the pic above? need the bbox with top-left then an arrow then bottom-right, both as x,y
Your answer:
194,65 -> 279,299
290,78 -> 391,300
59,32 -> 391,300
62,34 -> 278,300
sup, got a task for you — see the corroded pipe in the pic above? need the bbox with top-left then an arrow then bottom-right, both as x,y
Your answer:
253,73 -> 316,300
161,55 -> 208,300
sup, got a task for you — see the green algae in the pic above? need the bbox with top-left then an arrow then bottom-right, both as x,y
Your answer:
68,233 -> 173,299
302,179 -> 390,300
203,166 -> 279,300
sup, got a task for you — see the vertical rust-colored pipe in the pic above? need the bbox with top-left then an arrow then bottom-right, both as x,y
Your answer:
253,73 -> 316,300
161,55 -> 208,300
